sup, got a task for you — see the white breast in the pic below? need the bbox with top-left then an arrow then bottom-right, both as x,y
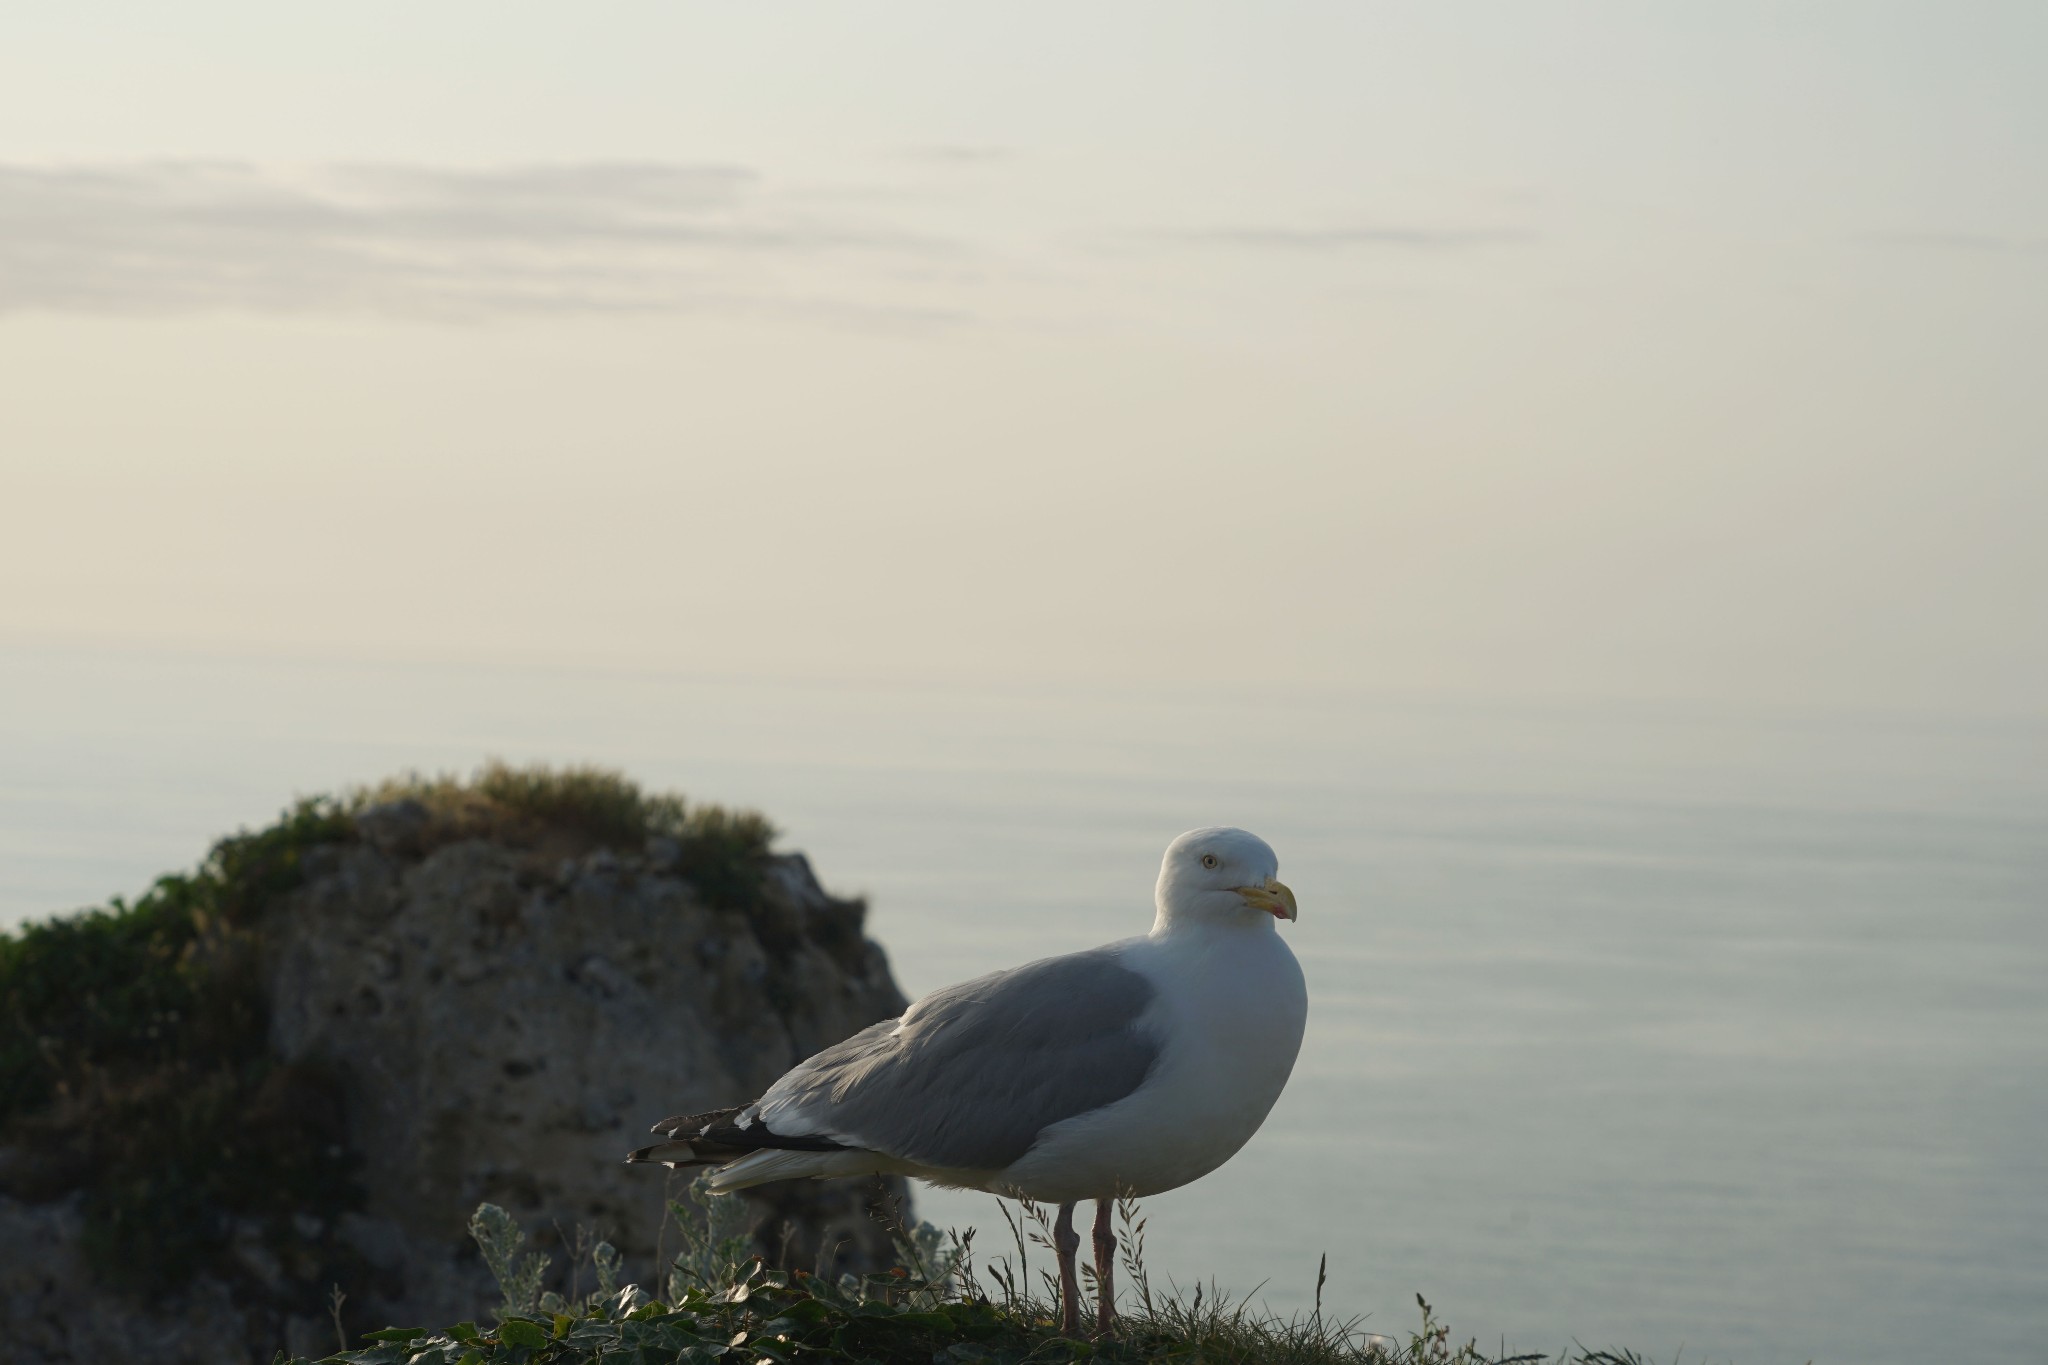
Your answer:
995,924 -> 1307,1204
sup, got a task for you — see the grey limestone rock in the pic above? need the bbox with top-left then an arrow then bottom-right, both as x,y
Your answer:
266,837 -> 913,1325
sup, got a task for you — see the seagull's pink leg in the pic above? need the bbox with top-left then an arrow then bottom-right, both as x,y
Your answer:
1092,1197 -> 1117,1337
1053,1201 -> 1081,1336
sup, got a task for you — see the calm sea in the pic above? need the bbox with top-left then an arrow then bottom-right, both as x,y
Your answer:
3,641 -> 2043,1363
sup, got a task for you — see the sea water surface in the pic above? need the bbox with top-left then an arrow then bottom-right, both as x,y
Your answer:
3,640 -> 2044,1363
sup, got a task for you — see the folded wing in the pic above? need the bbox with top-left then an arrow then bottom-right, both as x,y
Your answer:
628,947 -> 1159,1178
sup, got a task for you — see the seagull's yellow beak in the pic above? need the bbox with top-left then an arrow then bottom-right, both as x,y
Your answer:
1233,878 -> 1298,921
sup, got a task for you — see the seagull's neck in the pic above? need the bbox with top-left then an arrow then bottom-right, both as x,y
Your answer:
1147,911 -> 1278,943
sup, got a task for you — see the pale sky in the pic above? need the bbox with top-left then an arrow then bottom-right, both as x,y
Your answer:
3,3 -> 2044,716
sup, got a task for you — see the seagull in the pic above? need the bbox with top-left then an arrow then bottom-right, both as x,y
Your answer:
628,826 -> 1307,1337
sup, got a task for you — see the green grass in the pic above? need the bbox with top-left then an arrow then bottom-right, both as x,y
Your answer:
0,764 -> 775,1300
277,1185 -> 1657,1365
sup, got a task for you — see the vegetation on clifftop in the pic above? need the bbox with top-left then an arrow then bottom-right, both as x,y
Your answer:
352,763 -> 777,911
0,764 -> 777,1299
282,1182 -> 1654,1365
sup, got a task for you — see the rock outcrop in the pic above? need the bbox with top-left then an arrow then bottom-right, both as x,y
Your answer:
0,779 -> 913,1364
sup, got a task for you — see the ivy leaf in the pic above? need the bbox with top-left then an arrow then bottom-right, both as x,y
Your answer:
497,1318 -> 549,1348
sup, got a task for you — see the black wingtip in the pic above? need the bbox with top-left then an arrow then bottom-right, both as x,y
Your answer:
648,1104 -> 747,1139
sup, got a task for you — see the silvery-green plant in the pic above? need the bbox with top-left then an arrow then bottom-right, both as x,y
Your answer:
665,1174 -> 754,1300
590,1238 -> 621,1305
466,1203 -> 549,1321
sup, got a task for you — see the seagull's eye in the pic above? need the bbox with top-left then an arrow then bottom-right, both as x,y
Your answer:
1200,854 -> 1219,870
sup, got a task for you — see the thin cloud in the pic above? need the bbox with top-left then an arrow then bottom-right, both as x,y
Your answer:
0,160 -> 967,323
1165,224 -> 1537,252
1860,230 -> 2048,256
898,144 -> 1016,166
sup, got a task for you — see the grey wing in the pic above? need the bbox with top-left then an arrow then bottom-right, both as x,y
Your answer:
751,947 -> 1159,1171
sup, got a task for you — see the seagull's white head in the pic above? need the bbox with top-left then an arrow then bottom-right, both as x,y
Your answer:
1153,826 -> 1297,933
